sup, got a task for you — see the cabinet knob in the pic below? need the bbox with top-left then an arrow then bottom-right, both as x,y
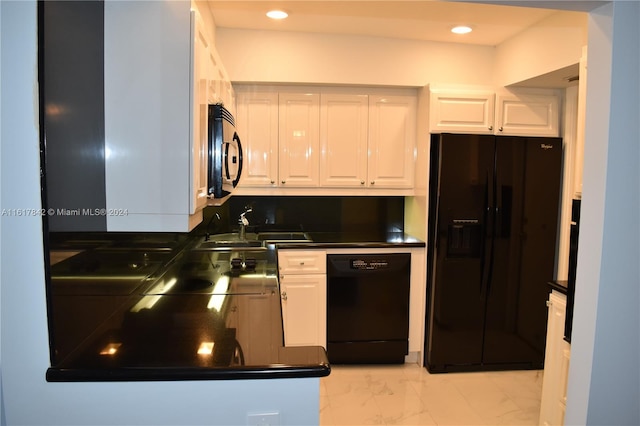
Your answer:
281,291 -> 287,301
270,180 -> 275,185
498,127 -> 504,132
281,180 -> 286,184
488,126 -> 493,131
546,300 -> 552,307
361,180 -> 365,185
299,261 -> 305,266
370,181 -> 375,185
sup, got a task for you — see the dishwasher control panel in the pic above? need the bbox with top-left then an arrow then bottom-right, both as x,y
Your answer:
350,259 -> 390,270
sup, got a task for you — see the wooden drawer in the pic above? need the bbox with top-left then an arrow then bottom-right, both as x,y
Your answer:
278,250 -> 326,274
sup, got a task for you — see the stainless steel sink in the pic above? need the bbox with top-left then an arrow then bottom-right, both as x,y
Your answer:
193,233 -> 265,250
193,231 -> 311,250
197,240 -> 264,249
256,232 -> 312,242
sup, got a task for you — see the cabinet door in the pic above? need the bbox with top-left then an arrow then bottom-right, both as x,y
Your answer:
279,93 -> 320,187
368,95 -> 417,188
190,10 -> 210,214
495,93 -> 559,137
234,293 -> 281,365
105,1 -> 198,232
539,291 -> 568,426
280,274 -> 326,348
429,90 -> 495,134
319,94 -> 369,187
236,91 -> 279,187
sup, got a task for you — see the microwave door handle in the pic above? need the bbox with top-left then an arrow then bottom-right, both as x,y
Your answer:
231,132 -> 243,188
224,142 -> 231,180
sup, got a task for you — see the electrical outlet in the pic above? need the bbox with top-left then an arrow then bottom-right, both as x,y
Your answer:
246,411 -> 280,426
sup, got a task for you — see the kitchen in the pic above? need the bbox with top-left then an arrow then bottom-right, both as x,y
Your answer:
1,1 -> 638,426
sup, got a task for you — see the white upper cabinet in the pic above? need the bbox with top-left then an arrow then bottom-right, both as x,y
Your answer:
235,91 -> 279,187
428,85 -> 560,137
429,89 -> 496,134
368,95 -> 416,188
495,92 -> 560,137
320,94 -> 369,187
278,93 -> 321,187
235,86 -> 417,194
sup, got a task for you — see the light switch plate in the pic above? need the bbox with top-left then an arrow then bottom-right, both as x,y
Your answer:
246,411 -> 280,426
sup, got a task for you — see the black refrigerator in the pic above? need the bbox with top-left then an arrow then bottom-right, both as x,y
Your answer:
424,133 -> 562,373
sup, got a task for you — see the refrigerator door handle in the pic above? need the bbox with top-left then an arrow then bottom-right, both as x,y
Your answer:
495,169 -> 502,237
485,160 -> 500,295
480,169 -> 493,294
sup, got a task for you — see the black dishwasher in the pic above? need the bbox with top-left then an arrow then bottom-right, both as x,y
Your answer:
327,253 -> 411,364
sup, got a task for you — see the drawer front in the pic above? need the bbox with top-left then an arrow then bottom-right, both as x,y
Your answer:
278,250 -> 326,274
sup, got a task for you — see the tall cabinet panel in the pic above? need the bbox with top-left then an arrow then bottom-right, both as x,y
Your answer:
235,91 -> 279,187
368,95 -> 416,188
190,10 -> 210,214
104,0 -> 194,231
319,94 -> 369,187
278,93 -> 320,187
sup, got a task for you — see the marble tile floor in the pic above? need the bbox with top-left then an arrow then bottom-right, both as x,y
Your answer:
320,364 -> 543,425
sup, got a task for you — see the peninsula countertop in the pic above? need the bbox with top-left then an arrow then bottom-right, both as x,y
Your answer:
46,239 -> 330,382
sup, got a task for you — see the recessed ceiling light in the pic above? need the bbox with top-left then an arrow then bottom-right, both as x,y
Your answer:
451,25 -> 473,35
266,10 -> 288,20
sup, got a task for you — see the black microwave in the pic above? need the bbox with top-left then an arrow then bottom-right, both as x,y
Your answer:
207,104 -> 243,200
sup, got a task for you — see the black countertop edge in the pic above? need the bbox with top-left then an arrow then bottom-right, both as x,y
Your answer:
273,241 -> 425,249
46,363 -> 331,382
548,280 -> 568,295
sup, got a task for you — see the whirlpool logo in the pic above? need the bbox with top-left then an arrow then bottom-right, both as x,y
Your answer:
541,143 -> 554,150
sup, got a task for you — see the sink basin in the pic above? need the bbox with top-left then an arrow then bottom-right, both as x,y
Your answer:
197,240 -> 264,249
193,233 -> 265,250
257,232 -> 311,242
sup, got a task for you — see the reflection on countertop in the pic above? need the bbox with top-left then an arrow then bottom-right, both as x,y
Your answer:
45,229 -> 424,382
46,233 -> 330,381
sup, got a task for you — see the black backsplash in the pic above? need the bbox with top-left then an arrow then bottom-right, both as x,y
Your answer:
198,196 -> 405,236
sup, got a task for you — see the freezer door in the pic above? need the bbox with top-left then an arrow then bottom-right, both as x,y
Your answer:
482,136 -> 562,367
426,134 -> 495,371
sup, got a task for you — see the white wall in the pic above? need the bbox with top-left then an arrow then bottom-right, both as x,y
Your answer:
565,2 -> 640,425
0,0 -> 4,423
494,10 -> 587,87
216,28 -> 496,87
0,2 -> 319,425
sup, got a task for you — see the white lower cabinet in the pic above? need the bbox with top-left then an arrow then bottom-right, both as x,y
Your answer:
539,290 -> 571,426
278,250 -> 327,348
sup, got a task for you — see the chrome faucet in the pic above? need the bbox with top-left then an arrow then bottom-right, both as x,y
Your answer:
238,207 -> 253,240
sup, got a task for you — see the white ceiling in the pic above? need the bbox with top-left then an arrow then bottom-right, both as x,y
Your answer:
207,1 -> 598,47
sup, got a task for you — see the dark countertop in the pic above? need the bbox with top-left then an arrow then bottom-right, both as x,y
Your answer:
47,241 -> 330,382
46,230 -> 424,382
275,231 -> 425,249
